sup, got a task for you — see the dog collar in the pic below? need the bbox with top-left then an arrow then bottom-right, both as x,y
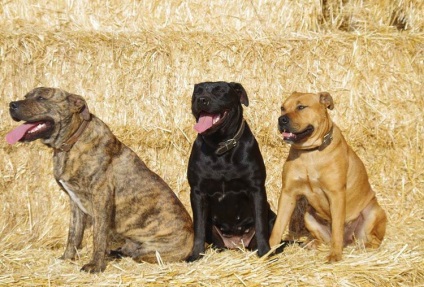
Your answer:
320,125 -> 333,150
54,118 -> 90,153
308,125 -> 333,151
297,125 -> 333,152
215,119 -> 246,155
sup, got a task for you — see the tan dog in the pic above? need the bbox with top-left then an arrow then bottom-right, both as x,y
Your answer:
6,87 -> 194,272
269,92 -> 387,262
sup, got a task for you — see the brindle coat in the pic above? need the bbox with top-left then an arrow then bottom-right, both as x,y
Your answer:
8,87 -> 194,272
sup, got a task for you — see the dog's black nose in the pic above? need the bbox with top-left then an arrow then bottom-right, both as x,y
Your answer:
9,101 -> 19,111
197,97 -> 210,107
279,115 -> 289,126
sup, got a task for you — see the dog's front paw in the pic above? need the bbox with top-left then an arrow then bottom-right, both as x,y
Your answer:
186,253 -> 201,262
257,245 -> 271,257
80,261 -> 106,273
186,244 -> 205,262
326,251 -> 342,263
59,250 -> 76,261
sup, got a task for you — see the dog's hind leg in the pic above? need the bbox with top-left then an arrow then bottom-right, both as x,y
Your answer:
354,197 -> 387,248
131,240 -> 192,264
303,209 -> 331,249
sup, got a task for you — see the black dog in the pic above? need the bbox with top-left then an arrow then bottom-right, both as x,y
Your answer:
187,81 -> 276,261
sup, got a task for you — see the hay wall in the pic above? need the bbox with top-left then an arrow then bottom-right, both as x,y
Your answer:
0,0 -> 423,286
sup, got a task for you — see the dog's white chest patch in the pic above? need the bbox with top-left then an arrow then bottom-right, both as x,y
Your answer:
59,179 -> 88,214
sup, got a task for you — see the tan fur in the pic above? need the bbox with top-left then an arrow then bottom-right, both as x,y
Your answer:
269,92 -> 387,262
11,87 -> 194,272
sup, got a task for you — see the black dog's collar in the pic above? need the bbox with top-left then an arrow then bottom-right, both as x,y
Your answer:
215,119 -> 246,155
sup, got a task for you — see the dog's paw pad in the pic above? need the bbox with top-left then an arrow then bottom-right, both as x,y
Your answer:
80,262 -> 106,273
59,253 -> 76,261
326,253 -> 342,263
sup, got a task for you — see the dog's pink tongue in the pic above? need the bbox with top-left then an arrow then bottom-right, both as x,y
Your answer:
5,123 -> 38,144
194,114 -> 214,133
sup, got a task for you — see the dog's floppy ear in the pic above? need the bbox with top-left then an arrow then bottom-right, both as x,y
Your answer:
67,93 -> 91,120
319,92 -> 334,110
230,82 -> 249,107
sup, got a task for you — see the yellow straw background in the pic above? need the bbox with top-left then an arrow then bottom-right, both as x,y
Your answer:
0,0 -> 423,286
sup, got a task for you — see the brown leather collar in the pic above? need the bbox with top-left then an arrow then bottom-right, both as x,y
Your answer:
54,119 -> 90,153
320,126 -> 334,150
303,125 -> 333,152
215,119 -> 246,155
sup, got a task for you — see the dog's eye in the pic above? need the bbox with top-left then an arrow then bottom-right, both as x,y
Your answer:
37,96 -> 46,101
297,105 -> 307,111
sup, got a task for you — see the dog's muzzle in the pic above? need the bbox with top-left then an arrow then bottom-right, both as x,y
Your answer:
197,97 -> 210,108
278,115 -> 315,143
278,115 -> 290,132
6,100 -> 56,145
9,101 -> 23,121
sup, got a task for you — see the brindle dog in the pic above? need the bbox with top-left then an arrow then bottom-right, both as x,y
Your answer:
6,87 -> 194,272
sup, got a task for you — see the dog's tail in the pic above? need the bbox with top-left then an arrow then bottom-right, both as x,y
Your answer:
288,195 -> 309,238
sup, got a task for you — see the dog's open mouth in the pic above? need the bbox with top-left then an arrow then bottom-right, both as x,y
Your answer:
6,120 -> 54,144
213,225 -> 256,249
194,111 -> 228,134
282,125 -> 314,143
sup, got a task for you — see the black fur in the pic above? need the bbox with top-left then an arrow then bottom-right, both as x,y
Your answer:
187,81 -> 276,261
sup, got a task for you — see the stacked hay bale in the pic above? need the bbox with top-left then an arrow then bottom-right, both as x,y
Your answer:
0,1 -> 422,285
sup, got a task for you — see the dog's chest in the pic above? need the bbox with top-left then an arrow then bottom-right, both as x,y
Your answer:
288,153 -> 323,188
196,152 -> 256,180
292,155 -> 332,213
54,154 -> 92,215
200,176 -> 252,197
58,180 -> 90,214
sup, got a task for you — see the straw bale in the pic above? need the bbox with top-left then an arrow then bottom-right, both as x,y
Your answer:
0,0 -> 423,286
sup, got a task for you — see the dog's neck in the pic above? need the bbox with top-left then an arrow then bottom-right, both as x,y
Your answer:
320,126 -> 334,149
304,125 -> 334,152
201,119 -> 246,155
54,116 -> 91,153
215,119 -> 246,155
